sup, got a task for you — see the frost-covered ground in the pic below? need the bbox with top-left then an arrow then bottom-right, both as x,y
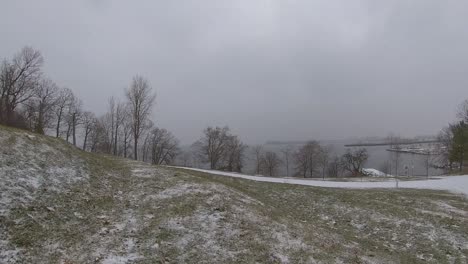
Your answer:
1,126 -> 468,263
0,129 -> 88,217
0,127 -> 89,262
178,167 -> 468,197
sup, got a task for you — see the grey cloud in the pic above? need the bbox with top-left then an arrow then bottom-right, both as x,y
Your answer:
1,0 -> 468,144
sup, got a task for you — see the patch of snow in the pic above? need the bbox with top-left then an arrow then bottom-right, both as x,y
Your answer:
101,253 -> 141,264
130,166 -> 160,178
146,183 -> 212,200
164,209 -> 239,261
434,201 -> 468,217
0,133 -> 88,217
0,239 -> 20,263
362,168 -> 389,177
0,129 -> 91,262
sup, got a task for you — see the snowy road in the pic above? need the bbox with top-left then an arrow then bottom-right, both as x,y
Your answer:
177,167 -> 468,197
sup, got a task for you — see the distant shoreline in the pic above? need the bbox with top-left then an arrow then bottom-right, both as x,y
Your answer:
344,140 -> 440,147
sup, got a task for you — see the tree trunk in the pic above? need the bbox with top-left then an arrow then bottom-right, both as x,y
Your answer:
113,125 -> 118,156
83,136 -> 87,151
124,137 -> 128,158
133,136 -> 138,160
72,113 -> 77,146
36,105 -> 44,134
56,110 -> 62,137
66,124 -> 71,142
83,129 -> 89,151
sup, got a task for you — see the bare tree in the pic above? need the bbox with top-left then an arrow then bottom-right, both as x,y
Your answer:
262,151 -> 282,176
29,78 -> 58,134
88,119 -> 107,153
142,121 -> 154,162
456,99 -> 468,123
252,145 -> 264,175
327,155 -> 342,177
0,47 -> 43,126
81,111 -> 96,151
148,127 -> 180,165
195,126 -> 231,169
125,75 -> 156,160
318,145 -> 331,179
54,87 -> 74,138
113,101 -> 126,155
104,97 -> 127,155
21,102 -> 36,130
280,145 -> 293,177
341,148 -> 369,176
294,141 -> 323,178
107,97 -> 116,152
437,126 -> 454,171
121,110 -> 133,158
97,112 -> 114,153
64,95 -> 82,146
221,135 -> 246,172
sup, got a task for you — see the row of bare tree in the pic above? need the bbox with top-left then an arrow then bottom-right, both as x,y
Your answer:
184,127 -> 369,177
1,46 -> 179,165
251,142 -> 368,177
192,126 -> 246,172
0,47 -> 84,142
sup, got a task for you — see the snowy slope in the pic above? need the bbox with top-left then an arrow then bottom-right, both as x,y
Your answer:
1,126 -> 467,263
0,128 -> 89,217
177,167 -> 468,197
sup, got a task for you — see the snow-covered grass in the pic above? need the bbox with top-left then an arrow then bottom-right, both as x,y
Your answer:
183,168 -> 468,263
178,167 -> 468,197
0,126 -> 93,262
0,128 -> 89,218
1,126 -> 468,263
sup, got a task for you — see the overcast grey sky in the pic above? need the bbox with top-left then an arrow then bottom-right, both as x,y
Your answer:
1,0 -> 468,144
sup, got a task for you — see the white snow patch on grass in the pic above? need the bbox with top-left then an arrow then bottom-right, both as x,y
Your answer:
363,168 -> 389,177
145,183 -> 212,200
0,131 -> 89,217
101,253 -> 142,264
434,201 -> 468,217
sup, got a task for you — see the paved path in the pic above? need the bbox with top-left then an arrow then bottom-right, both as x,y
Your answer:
178,167 -> 468,197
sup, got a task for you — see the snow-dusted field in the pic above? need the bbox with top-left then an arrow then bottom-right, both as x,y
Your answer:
177,167 -> 468,197
2,127 -> 468,263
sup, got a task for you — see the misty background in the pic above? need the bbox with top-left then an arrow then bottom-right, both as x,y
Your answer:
2,0 -> 468,145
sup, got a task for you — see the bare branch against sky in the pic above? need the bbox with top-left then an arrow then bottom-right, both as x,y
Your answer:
1,0 -> 468,144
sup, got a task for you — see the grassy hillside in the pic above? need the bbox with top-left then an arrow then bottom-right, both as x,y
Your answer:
0,126 -> 467,263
